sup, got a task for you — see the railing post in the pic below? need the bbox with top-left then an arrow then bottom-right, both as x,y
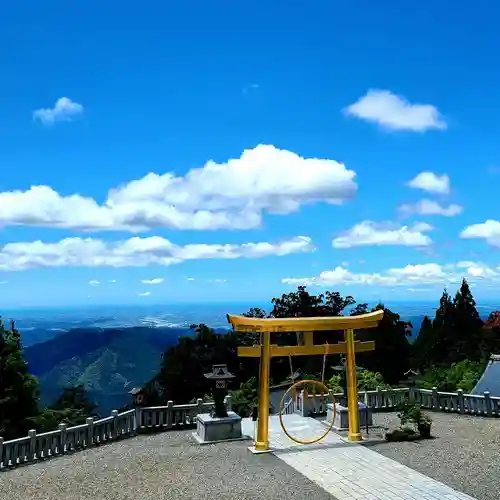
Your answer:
58,423 -> 67,454
86,417 -> 94,448
196,398 -> 204,416
166,400 -> 174,428
0,436 -> 3,468
28,429 -> 36,462
225,394 -> 232,412
363,390 -> 368,407
432,387 -> 439,410
111,410 -> 119,439
134,407 -> 141,433
484,391 -> 492,417
376,386 -> 382,409
457,389 -> 464,414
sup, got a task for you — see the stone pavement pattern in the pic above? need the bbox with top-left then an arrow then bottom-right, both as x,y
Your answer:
0,429 -> 336,500
242,415 -> 477,500
371,412 -> 500,500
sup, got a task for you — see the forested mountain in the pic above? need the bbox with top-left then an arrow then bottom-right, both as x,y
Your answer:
3,280 -> 500,440
24,326 -> 187,414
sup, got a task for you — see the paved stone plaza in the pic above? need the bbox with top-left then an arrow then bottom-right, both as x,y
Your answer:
0,429 -> 335,500
242,415 -> 477,500
2,412 -> 495,500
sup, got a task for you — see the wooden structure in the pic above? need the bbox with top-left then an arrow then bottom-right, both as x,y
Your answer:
227,310 -> 384,451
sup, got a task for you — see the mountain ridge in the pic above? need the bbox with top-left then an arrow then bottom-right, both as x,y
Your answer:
24,326 -> 190,414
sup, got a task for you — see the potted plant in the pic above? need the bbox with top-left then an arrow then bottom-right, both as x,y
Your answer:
394,399 -> 432,439
417,413 -> 432,438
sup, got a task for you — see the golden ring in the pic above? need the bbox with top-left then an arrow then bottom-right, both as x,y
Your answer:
278,379 -> 336,445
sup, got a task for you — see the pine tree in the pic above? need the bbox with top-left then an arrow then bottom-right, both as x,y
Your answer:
412,315 -> 434,368
0,318 -> 40,439
356,305 -> 411,384
430,288 -> 456,365
453,278 -> 483,361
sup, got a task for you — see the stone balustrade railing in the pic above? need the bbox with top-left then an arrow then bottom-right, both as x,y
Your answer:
0,397 -> 229,471
296,386 -> 500,417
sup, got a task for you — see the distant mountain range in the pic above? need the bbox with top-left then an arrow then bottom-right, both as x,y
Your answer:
13,301 -> 499,415
24,326 -> 189,415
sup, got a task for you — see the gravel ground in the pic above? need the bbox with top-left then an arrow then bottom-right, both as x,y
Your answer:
0,430 -> 336,500
368,411 -> 500,500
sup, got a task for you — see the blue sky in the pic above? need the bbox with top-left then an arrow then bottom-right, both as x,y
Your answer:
1,1 -> 500,307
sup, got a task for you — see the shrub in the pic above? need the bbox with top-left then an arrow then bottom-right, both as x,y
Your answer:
385,427 -> 420,442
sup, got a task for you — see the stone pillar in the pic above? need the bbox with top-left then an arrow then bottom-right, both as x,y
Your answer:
432,387 -> 439,410
86,417 -> 94,447
58,423 -> 67,454
28,429 -> 36,462
484,391 -> 492,417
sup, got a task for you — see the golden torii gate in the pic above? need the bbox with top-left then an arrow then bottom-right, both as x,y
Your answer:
227,310 -> 384,452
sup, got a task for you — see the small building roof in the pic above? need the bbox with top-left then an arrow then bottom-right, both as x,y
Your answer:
472,354 -> 500,396
129,387 -> 145,395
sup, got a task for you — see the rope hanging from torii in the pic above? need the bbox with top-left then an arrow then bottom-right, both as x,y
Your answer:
278,344 -> 336,445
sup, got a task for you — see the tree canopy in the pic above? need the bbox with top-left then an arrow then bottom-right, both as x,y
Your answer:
412,279 -> 491,368
0,318 -> 40,439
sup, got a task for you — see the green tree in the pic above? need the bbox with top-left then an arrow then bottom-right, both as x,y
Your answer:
452,278 -> 484,361
357,370 -> 389,391
265,287 -> 357,382
327,370 -> 388,393
50,385 -> 98,415
230,376 -> 258,417
149,324 -> 242,404
418,360 -> 485,393
350,303 -> 369,316
420,281 -> 487,367
416,289 -> 455,367
357,305 -> 411,385
0,318 -> 40,439
31,385 -> 98,432
412,315 -> 434,368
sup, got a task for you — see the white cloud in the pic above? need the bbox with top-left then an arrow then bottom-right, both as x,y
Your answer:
344,90 -> 447,132
407,172 -> 451,194
460,220 -> 500,247
332,221 -> 433,248
399,199 -> 462,217
283,261 -> 499,288
138,291 -> 151,297
0,235 -> 314,271
33,97 -> 84,125
141,278 -> 164,285
88,280 -> 100,286
0,281 -> 7,284
0,145 -> 357,232
186,277 -> 195,281
243,84 -> 260,95
109,279 -> 116,283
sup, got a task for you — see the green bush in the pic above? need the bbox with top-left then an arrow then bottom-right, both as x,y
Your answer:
385,427 -> 420,442
395,399 -> 432,438
357,370 -> 389,391
418,360 -> 485,393
230,377 -> 258,417
327,370 -> 389,393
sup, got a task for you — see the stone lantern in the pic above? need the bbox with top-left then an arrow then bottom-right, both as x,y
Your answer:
193,364 -> 244,444
204,364 -> 235,418
129,387 -> 147,407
